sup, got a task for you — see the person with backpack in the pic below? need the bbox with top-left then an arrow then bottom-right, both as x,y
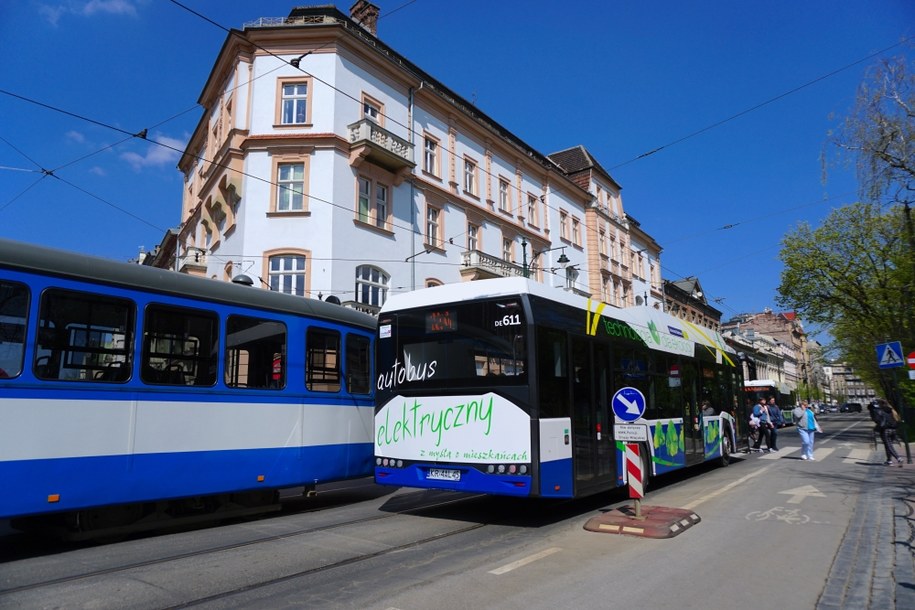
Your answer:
870,399 -> 903,467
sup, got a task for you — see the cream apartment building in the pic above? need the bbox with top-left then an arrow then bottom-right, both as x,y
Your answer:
173,2 -> 662,313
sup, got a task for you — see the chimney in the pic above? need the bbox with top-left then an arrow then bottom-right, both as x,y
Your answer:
350,0 -> 379,36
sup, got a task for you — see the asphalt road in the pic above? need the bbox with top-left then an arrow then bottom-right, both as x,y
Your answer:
0,413 -> 899,609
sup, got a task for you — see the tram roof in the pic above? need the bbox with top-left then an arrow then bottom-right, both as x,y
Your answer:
0,238 -> 376,331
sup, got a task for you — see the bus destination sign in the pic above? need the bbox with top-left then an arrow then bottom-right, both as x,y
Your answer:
426,309 -> 456,333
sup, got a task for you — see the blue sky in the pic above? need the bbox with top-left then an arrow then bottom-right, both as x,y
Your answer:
1,0 -> 913,324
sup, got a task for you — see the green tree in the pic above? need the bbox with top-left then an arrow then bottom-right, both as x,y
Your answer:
779,51 -> 915,407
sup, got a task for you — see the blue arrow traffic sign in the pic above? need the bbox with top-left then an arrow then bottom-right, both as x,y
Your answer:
876,341 -> 904,369
612,387 -> 647,422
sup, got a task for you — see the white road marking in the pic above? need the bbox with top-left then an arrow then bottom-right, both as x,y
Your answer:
843,448 -> 871,464
682,466 -> 772,510
489,547 -> 562,575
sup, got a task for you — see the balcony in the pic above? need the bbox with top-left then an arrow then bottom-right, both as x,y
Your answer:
459,250 -> 526,280
347,119 -> 414,183
178,248 -> 207,276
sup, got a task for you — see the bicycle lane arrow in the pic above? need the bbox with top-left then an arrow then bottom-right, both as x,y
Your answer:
779,485 -> 827,504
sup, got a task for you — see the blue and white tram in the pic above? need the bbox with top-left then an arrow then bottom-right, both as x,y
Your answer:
373,277 -> 742,498
0,239 -> 376,530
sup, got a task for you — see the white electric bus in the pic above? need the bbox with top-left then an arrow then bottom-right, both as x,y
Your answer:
374,278 -> 742,498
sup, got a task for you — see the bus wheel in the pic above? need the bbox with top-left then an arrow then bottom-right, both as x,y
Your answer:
720,428 -> 732,467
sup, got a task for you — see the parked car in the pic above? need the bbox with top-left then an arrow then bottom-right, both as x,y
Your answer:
827,404 -> 839,413
840,402 -> 863,413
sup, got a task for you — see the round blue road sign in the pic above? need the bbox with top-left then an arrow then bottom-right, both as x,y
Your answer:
612,387 -> 646,422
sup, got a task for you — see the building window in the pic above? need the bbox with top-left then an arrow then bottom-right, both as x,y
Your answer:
375,184 -> 388,229
423,135 -> 439,176
356,176 -> 389,229
467,222 -> 479,251
527,194 -> 539,226
355,265 -> 389,308
362,94 -> 383,124
280,81 -> 309,125
463,158 -> 477,196
426,205 -> 441,248
269,254 -> 306,296
357,177 -> 371,223
502,237 -> 513,262
599,229 -> 607,256
559,211 -> 569,241
572,217 -> 581,246
276,162 -> 305,212
498,179 -> 510,213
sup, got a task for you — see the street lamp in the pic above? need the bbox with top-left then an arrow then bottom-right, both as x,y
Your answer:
521,238 -> 569,278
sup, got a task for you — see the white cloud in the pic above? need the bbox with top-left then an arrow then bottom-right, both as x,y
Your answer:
89,166 -> 107,176
39,0 -> 141,25
120,133 -> 185,171
66,130 -> 86,144
81,0 -> 139,18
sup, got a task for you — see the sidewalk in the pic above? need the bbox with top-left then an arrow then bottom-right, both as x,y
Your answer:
817,451 -> 915,610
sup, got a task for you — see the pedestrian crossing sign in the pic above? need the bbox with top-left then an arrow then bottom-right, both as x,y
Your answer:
876,341 -> 904,369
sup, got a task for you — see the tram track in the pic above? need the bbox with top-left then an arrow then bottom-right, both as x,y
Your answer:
0,490 -> 485,601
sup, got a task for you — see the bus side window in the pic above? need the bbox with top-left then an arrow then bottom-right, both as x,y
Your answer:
537,327 -> 568,418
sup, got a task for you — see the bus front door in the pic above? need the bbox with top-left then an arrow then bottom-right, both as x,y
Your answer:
571,338 -> 615,495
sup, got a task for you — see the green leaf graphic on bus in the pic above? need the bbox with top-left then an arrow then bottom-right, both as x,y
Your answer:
653,421 -> 663,448
666,421 -> 679,456
647,319 -> 661,344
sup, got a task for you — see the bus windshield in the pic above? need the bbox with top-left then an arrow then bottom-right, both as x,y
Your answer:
377,297 -> 527,393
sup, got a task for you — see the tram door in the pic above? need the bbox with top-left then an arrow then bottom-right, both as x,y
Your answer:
571,337 -> 615,494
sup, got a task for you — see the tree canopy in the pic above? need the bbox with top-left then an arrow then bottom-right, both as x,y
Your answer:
778,50 -> 914,405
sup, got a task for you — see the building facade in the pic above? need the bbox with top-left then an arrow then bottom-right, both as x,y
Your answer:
170,3 -> 663,313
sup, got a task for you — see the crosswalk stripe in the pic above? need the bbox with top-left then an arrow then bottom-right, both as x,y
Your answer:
843,448 -> 871,464
760,447 -> 800,459
752,446 -> 837,461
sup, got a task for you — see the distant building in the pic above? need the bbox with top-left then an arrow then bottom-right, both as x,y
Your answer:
664,276 -> 721,331
823,362 -> 877,405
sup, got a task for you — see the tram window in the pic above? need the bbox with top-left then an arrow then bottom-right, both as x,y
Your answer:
34,289 -> 134,382
0,281 -> 29,379
307,327 -> 341,392
225,315 -> 286,389
142,304 -> 218,386
345,334 -> 371,394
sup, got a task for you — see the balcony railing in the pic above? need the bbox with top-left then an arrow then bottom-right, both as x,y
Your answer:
460,250 -> 526,279
347,119 -> 414,173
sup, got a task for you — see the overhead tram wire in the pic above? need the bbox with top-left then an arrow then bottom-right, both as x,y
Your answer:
608,36 -> 913,171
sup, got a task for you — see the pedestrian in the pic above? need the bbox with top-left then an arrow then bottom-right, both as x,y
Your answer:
767,397 -> 783,451
751,397 -> 773,452
870,399 -> 903,466
792,400 -> 821,460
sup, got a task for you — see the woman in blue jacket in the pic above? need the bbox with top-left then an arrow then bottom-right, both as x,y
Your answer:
793,401 -> 821,460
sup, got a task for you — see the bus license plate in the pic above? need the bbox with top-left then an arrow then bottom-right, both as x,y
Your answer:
427,468 -> 461,481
